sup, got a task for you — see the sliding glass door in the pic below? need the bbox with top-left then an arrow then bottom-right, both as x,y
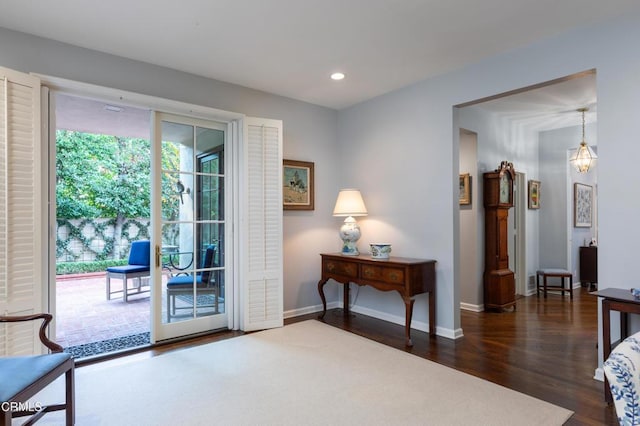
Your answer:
151,112 -> 228,341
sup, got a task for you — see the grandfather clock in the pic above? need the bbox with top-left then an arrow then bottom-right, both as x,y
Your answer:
483,161 -> 516,311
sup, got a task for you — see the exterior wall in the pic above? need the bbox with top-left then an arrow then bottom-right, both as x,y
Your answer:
56,218 -> 149,262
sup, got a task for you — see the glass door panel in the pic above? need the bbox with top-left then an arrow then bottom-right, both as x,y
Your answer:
152,113 -> 228,341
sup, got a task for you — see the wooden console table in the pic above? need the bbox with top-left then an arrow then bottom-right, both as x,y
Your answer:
593,288 -> 640,403
317,253 -> 436,346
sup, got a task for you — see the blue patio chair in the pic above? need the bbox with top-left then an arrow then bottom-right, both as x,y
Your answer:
106,240 -> 151,302
0,313 -> 75,426
166,245 -> 220,321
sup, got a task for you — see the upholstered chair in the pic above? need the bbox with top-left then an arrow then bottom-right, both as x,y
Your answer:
604,332 -> 640,425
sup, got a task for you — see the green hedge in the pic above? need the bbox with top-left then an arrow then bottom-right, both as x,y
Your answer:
56,259 -> 128,275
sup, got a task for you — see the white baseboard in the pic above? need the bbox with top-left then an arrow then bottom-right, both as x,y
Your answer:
349,304 -> 462,340
460,302 -> 483,312
286,303 -> 601,380
286,302 -> 461,340
594,367 -> 604,382
284,301 -> 340,319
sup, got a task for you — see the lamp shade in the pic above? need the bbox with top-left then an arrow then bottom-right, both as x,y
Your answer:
570,107 -> 597,173
332,189 -> 368,217
570,142 -> 598,173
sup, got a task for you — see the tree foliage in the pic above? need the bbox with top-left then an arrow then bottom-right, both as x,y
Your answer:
56,130 -> 179,220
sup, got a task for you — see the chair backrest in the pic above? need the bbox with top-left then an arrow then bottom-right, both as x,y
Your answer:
603,332 -> 640,425
200,245 -> 216,285
128,240 -> 151,266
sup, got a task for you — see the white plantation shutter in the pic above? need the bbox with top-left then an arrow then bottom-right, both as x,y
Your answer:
0,67 -> 43,355
241,118 -> 283,331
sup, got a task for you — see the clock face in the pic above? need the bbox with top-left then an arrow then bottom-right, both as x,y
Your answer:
499,174 -> 510,204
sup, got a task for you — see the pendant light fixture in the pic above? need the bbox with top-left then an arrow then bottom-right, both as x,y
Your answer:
570,107 -> 597,173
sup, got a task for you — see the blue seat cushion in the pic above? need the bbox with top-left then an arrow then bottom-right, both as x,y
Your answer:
167,274 -> 203,288
106,264 -> 150,274
167,245 -> 216,290
0,353 -> 71,401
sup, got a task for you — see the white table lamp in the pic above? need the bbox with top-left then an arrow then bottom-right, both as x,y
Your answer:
333,189 -> 368,255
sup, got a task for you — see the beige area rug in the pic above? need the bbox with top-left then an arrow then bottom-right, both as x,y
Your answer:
34,320 -> 572,425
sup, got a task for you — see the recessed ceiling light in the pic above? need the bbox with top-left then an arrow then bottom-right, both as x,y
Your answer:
330,72 -> 345,81
104,104 -> 124,112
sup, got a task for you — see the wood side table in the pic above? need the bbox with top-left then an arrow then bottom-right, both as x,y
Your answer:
593,288 -> 640,403
317,253 -> 436,346
580,246 -> 597,290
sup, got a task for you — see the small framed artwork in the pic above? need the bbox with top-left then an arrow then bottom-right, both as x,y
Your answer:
574,183 -> 593,228
528,180 -> 540,209
459,173 -> 471,205
283,159 -> 314,210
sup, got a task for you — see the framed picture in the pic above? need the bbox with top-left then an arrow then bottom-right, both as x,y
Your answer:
283,159 -> 314,210
459,173 -> 471,205
528,180 -> 540,209
574,183 -> 593,228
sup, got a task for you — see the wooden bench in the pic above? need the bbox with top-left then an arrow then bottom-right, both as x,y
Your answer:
536,269 -> 573,299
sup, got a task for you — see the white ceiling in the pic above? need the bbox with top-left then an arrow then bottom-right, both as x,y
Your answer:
466,72 -> 598,131
55,65 -> 597,139
1,0 -> 638,111
56,93 -> 151,139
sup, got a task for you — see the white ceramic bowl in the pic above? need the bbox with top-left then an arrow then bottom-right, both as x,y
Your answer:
370,243 -> 392,259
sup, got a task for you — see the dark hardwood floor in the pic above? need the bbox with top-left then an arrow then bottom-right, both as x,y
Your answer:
89,286 -> 615,425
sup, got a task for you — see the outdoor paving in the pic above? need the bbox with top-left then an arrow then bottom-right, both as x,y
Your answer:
55,273 -> 222,349
55,274 -> 151,348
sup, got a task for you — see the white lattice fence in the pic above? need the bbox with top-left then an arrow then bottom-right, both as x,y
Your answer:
56,217 -> 150,262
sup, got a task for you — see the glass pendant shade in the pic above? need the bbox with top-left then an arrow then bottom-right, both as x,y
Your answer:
571,141 -> 597,173
570,108 -> 597,173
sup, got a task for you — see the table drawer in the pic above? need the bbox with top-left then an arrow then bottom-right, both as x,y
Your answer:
361,265 -> 405,284
323,260 -> 358,278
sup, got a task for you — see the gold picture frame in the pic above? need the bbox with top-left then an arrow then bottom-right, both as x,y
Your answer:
528,180 -> 540,209
283,159 -> 314,210
459,173 -> 471,205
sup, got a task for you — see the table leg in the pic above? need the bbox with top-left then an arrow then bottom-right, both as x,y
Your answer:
429,291 -> 435,336
569,275 -> 573,300
317,278 -> 328,318
602,300 -> 612,403
621,312 -> 629,338
343,282 -> 350,316
106,274 -> 111,300
403,297 -> 415,347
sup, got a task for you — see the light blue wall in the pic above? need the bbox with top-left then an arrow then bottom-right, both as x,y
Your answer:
539,124 -> 598,276
2,8 -> 640,357
457,106 -> 541,307
0,26 -> 340,315
338,11 -> 640,342
458,130 -> 479,307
